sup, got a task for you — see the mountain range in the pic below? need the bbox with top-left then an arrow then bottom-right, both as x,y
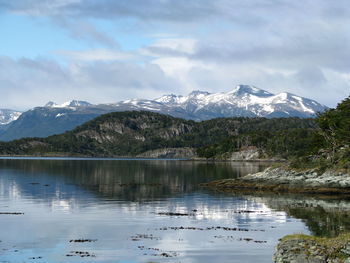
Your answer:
0,85 -> 327,141
0,109 -> 22,136
0,109 -> 22,126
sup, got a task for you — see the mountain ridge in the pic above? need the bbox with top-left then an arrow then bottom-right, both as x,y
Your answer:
0,85 -> 327,141
0,109 -> 22,126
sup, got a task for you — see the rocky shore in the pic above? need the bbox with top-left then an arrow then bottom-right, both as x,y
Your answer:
203,165 -> 350,262
202,166 -> 350,194
274,234 -> 350,263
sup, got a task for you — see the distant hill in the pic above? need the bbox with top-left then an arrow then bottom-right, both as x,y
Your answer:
0,111 -> 316,158
0,105 -> 116,141
0,109 -> 22,133
0,85 -> 327,141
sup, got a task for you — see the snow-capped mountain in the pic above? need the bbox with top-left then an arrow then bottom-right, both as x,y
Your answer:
0,109 -> 22,126
44,100 -> 92,108
112,85 -> 327,119
38,86 -> 326,120
0,85 -> 327,141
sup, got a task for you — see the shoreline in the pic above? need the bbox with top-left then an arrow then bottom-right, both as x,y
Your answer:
201,166 -> 350,195
201,165 -> 350,262
0,155 -> 189,161
0,154 -> 284,162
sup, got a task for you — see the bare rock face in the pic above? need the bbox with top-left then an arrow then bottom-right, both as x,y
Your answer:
230,146 -> 260,160
137,147 -> 196,158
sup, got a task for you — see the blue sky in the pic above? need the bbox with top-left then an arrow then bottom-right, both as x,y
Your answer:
0,13 -> 152,60
0,0 -> 349,110
1,14 -> 80,59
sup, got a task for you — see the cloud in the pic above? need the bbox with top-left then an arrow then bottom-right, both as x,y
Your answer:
56,49 -> 136,61
0,0 -> 221,22
141,38 -> 197,57
0,56 -> 181,110
0,0 -> 349,108
52,18 -> 118,47
180,15 -> 350,74
2,0 -> 350,26
294,67 -> 327,88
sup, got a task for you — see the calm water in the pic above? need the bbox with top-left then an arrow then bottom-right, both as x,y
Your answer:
1,158 -> 342,263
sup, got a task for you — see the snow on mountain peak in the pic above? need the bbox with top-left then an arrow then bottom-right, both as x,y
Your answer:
44,101 -> 58,107
61,100 -> 92,107
136,85 -> 326,118
188,90 -> 211,97
155,94 -> 182,104
230,85 -> 273,97
273,92 -> 290,102
40,85 -> 327,121
0,109 -> 22,125
45,100 -> 92,108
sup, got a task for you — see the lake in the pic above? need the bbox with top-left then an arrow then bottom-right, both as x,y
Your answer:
1,158 -> 345,263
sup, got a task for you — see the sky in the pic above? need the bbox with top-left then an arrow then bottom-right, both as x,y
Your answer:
0,0 -> 349,110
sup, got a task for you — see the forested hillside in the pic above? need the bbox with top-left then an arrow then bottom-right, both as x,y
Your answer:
290,96 -> 350,170
0,111 -> 316,158
199,95 -> 350,168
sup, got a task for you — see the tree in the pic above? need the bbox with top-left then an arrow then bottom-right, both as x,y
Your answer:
316,96 -> 350,162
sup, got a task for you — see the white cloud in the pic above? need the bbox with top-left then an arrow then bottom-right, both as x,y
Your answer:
52,18 -> 118,47
0,0 -> 349,109
144,38 -> 198,56
0,56 -> 181,110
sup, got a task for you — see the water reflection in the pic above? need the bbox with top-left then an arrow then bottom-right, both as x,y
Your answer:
247,194 -> 350,237
0,159 -> 310,263
0,159 -> 268,201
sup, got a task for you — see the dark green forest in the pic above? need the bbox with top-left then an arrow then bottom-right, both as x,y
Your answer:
0,111 -> 315,158
199,96 -> 350,170
292,96 -> 350,170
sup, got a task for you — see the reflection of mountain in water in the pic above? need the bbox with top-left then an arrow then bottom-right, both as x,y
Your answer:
2,159 -> 348,238
0,159 -> 267,202
247,195 -> 350,237
0,159 -> 350,236
0,159 -> 283,223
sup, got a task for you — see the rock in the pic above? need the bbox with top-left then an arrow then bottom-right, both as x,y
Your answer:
204,167 -> 350,194
136,147 -> 196,158
274,235 -> 350,263
230,146 -> 260,160
273,238 -> 327,263
341,242 -> 350,255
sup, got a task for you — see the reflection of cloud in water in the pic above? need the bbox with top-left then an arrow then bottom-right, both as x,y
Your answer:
5,183 -> 21,199
148,198 -> 289,223
51,199 -> 73,212
0,159 -> 308,263
0,170 -> 290,224
245,194 -> 350,237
